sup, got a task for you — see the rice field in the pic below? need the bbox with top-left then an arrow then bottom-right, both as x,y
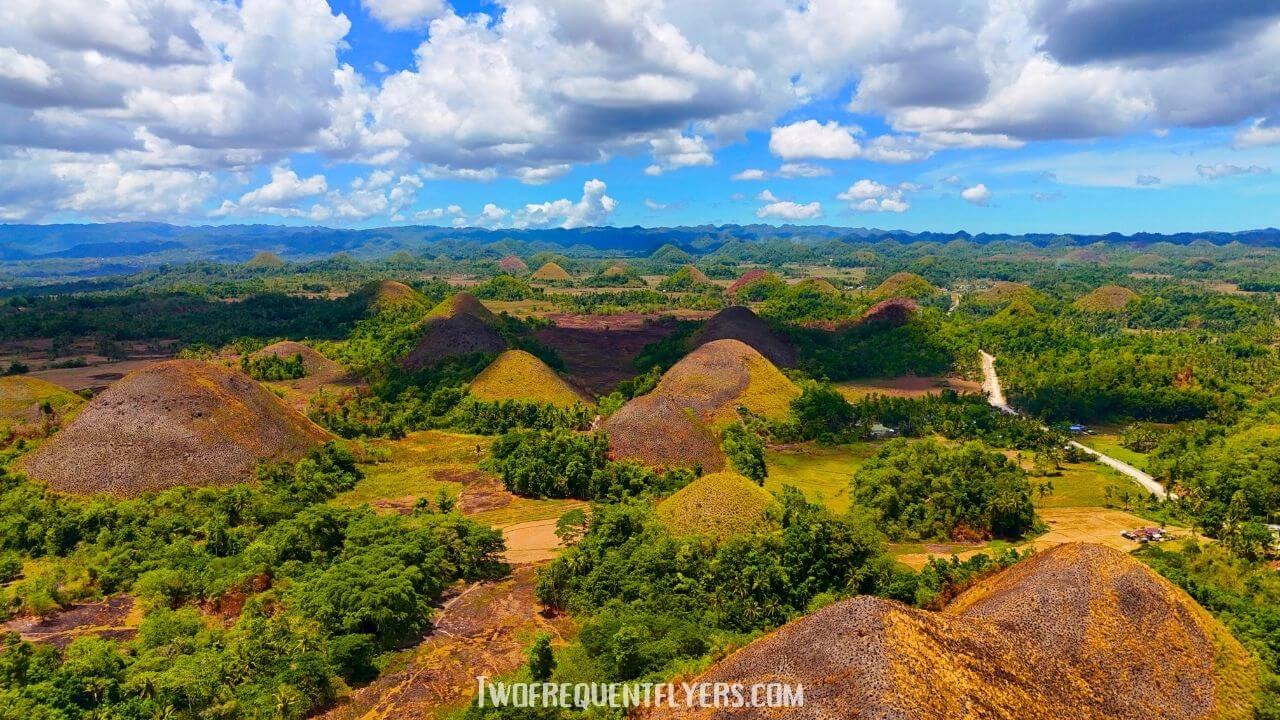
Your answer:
763,441 -> 884,513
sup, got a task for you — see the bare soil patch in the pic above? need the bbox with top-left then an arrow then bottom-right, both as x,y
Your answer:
320,566 -> 575,720
534,313 -> 686,395
4,595 -> 140,649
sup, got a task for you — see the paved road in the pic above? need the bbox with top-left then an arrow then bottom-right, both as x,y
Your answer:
979,350 -> 1171,500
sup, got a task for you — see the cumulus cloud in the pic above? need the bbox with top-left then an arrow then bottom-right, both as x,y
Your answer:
644,198 -> 666,210
961,183 -> 992,205
776,162 -> 831,178
731,169 -> 767,181
838,179 -> 918,213
769,120 -> 862,160
1196,163 -> 1271,179
645,133 -> 714,175
1235,119 -> 1280,148
467,178 -> 620,229
753,187 -> 821,220
361,0 -> 448,30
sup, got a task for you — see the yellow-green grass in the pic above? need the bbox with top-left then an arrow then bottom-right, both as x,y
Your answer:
737,354 -> 802,422
469,498 -> 584,527
468,350 -> 588,408
763,441 -> 884,513
656,471 -> 776,542
333,430 -> 490,509
531,262 -> 572,281
868,271 -> 937,300
0,376 -> 83,430
1033,460 -> 1135,508
427,292 -> 497,324
1081,431 -> 1150,470
834,376 -> 980,401
1073,284 -> 1138,312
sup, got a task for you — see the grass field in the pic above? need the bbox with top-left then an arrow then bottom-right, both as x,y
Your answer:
1033,460 -> 1135,508
1082,428 -> 1151,470
763,441 -> 884,513
334,430 -> 491,509
835,376 -> 981,401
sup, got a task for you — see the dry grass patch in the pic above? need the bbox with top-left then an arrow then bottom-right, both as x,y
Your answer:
468,350 -> 589,408
1074,284 -> 1139,312
656,471 -> 776,542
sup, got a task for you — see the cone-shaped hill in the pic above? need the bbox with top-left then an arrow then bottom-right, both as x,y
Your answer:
426,291 -> 497,324
600,394 -> 725,472
20,360 -> 331,496
468,350 -> 589,408
795,277 -> 841,295
531,261 -> 572,281
1074,284 -> 1139,312
401,293 -> 505,371
643,543 -> 1258,720
656,472 -> 776,542
692,306 -> 796,368
857,297 -> 918,328
352,280 -> 428,313
497,255 -> 528,273
973,280 -> 1039,306
726,268 -> 781,296
869,271 -> 939,300
251,341 -> 343,378
652,339 -> 799,424
0,376 -> 84,431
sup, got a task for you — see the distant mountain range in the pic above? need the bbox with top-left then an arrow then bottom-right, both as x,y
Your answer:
3,222 -> 1280,265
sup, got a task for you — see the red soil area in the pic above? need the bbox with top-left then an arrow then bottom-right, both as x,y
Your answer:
534,313 -> 693,395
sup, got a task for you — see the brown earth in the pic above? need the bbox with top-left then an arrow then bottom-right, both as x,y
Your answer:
20,360 -> 331,495
320,566 -> 575,720
4,595 -> 140,649
649,339 -> 799,423
692,306 -> 797,368
531,261 -> 572,281
601,394 -> 726,472
498,255 -> 528,273
857,297 -> 918,328
644,543 -> 1257,720
533,313 -> 688,395
427,292 -> 497,324
354,280 -> 428,313
726,268 -> 779,296
400,313 -> 506,371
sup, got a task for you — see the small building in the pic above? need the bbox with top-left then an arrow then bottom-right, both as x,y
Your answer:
1068,424 -> 1092,435
869,423 -> 897,439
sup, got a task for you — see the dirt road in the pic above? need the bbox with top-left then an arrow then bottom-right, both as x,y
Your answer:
979,350 -> 1169,500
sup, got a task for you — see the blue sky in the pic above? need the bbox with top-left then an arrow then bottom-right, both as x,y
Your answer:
1,0 -> 1279,234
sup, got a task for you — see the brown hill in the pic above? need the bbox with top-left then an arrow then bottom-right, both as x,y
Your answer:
645,543 -> 1257,720
497,255 -> 528,273
531,262 -> 572,282
400,313 -> 506,371
601,263 -> 631,278
974,281 -> 1038,306
692,306 -> 796,368
857,297 -> 918,328
354,280 -> 427,313
251,341 -> 342,378
427,292 -> 497,324
468,350 -> 589,408
652,339 -> 799,424
656,472 -> 776,542
1074,284 -> 1139,312
600,394 -> 725,472
795,277 -> 841,295
726,268 -> 779,296
20,360 -> 331,496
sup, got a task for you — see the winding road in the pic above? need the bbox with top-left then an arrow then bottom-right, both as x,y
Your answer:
979,351 -> 1171,500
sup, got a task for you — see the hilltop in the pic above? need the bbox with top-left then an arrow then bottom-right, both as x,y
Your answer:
1074,284 -> 1140,312
497,255 -> 528,273
251,341 -> 342,378
426,291 -> 497,324
645,543 -> 1257,720
352,279 -> 428,313
651,339 -> 800,423
869,271 -> 938,300
726,268 -> 782,296
468,350 -> 589,408
20,360 -> 331,496
691,306 -> 796,368
531,261 -> 572,281
857,297 -> 918,327
601,394 -> 725,471
655,472 -> 776,542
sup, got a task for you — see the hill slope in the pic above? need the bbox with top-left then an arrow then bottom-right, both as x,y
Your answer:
656,472 -> 775,541
21,360 -> 331,495
531,262 -> 572,281
601,395 -> 725,471
652,339 -> 799,423
0,376 -> 83,431
1074,284 -> 1140,312
252,341 -> 342,378
692,306 -> 796,368
468,350 -> 589,408
645,543 -> 1257,720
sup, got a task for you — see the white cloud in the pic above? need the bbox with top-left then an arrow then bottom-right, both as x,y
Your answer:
776,162 -> 831,178
757,189 -> 779,202
238,165 -> 327,208
1196,162 -> 1271,179
756,200 -> 822,220
646,133 -> 714,174
505,178 -> 618,229
961,183 -> 992,205
361,0 -> 448,30
838,178 -> 919,212
732,169 -> 767,181
769,120 -> 862,160
644,198 -> 666,210
0,46 -> 55,88
1235,120 -> 1280,148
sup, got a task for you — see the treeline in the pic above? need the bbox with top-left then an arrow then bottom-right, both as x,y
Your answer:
0,444 -> 506,718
